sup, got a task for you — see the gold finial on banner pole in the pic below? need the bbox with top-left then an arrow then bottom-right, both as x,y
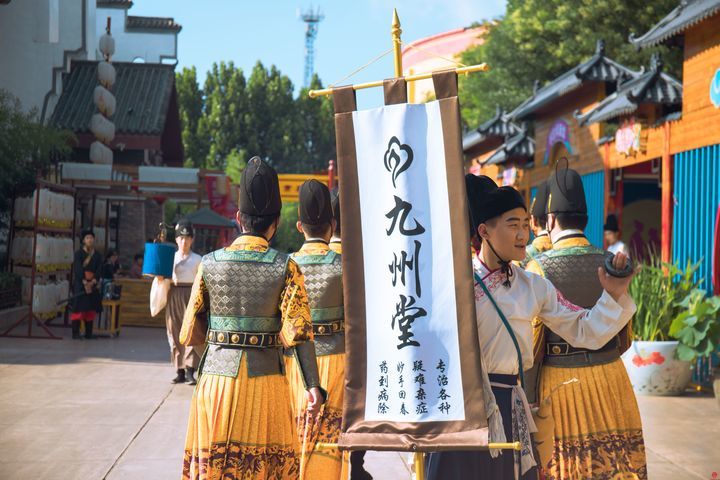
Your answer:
391,8 -> 403,77
308,7 -> 489,98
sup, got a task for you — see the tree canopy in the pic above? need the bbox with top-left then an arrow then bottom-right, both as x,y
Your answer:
459,0 -> 682,127
0,89 -> 73,216
176,62 -> 335,175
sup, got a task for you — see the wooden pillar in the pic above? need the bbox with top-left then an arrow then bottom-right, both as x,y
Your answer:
661,122 -> 673,263
603,142 -> 611,220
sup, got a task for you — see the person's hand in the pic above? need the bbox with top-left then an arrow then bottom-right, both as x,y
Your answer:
597,253 -> 637,302
156,275 -> 165,282
305,387 -> 324,418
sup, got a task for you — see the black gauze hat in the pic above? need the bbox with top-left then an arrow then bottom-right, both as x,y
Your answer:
80,228 -> 94,239
238,156 -> 282,216
547,166 -> 587,215
604,214 -> 620,232
298,179 -> 333,225
466,174 -> 526,232
330,186 -> 340,226
530,181 -> 549,218
175,220 -> 193,237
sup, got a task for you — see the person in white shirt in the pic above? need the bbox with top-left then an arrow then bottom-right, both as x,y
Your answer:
153,220 -> 203,385
426,175 -> 636,480
604,214 -> 630,257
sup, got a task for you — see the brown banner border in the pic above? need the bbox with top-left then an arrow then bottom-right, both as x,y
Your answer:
334,75 -> 490,451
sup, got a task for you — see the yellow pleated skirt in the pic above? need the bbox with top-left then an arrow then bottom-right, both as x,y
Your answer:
285,353 -> 348,480
538,358 -> 647,480
183,356 -> 299,480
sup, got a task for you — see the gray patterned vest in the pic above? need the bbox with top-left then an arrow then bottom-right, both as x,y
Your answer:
534,243 -> 620,361
200,247 -> 289,378
292,249 -> 344,356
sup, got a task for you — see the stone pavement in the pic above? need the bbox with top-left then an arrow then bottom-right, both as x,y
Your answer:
0,323 -> 717,479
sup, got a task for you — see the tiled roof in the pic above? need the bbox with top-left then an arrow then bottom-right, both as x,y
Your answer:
509,40 -> 639,120
483,126 -> 535,166
97,0 -> 133,8
126,15 -> 182,32
576,54 -> 683,125
630,0 -> 720,49
51,60 -> 176,136
462,107 -> 520,152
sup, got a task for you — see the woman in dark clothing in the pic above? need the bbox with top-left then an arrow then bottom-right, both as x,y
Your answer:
70,229 -> 103,339
101,249 -> 119,281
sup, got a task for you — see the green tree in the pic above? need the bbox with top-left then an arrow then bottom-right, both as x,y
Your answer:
225,148 -> 248,184
295,74 -> 336,173
175,62 -> 335,176
0,89 -> 73,216
460,0 -> 682,126
176,67 -> 208,168
202,61 -> 249,170
272,202 -> 303,253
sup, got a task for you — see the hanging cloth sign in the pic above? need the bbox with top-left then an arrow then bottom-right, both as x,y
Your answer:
333,71 -> 490,451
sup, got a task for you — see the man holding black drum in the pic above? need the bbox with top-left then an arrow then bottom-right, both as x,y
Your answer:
150,220 -> 203,385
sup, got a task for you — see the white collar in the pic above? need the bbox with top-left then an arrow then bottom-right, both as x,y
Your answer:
550,228 -> 584,244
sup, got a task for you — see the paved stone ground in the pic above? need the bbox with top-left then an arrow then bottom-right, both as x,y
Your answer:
0,322 -> 717,479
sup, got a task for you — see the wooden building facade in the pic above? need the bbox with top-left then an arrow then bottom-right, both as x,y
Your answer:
465,0 -> 720,293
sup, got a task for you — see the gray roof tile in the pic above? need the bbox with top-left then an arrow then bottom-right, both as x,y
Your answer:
51,60 -> 176,136
630,0 -> 720,49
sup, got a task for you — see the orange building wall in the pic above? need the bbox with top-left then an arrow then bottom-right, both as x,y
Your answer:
523,84 -> 606,190
671,18 -> 720,153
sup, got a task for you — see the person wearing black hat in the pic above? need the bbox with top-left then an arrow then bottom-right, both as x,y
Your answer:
179,157 -> 324,479
329,186 -> 342,254
520,181 -> 552,268
69,228 -> 103,339
604,213 -> 630,257
281,179 -> 352,480
426,175 -> 637,480
525,168 -> 645,479
151,220 -> 203,385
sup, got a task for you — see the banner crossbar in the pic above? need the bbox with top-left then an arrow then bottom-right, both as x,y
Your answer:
308,64 -> 488,98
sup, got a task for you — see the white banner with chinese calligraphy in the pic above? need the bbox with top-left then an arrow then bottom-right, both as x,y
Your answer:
333,72 -> 490,451
354,104 -> 464,422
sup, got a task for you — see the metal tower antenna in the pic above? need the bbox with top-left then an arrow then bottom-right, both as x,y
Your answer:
301,6 -> 324,88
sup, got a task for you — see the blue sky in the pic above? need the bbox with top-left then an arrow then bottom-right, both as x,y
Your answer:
131,0 -> 506,107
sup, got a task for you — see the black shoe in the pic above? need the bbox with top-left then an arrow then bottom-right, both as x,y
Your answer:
171,369 -> 186,384
71,321 -> 81,339
185,368 -> 197,385
84,321 -> 96,339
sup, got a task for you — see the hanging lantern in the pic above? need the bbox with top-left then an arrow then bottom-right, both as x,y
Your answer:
93,85 -> 116,116
92,17 -> 115,166
97,61 -> 116,88
90,113 -> 115,143
99,34 -> 115,57
90,141 -> 113,165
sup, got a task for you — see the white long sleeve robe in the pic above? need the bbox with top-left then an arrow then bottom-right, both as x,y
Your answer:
472,256 -> 636,375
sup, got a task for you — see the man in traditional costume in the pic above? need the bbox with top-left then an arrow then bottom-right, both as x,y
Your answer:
70,228 -> 103,340
329,187 -> 342,255
180,157 -> 325,480
285,180 -> 347,480
520,181 -> 552,268
329,187 -> 373,480
526,168 -> 646,479
151,220 -> 203,385
604,214 -> 630,257
426,174 -> 636,480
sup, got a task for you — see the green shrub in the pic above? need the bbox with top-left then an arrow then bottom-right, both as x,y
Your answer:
628,254 -> 701,341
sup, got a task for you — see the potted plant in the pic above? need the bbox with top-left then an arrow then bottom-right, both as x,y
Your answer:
621,255 -> 701,395
668,288 -> 720,405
